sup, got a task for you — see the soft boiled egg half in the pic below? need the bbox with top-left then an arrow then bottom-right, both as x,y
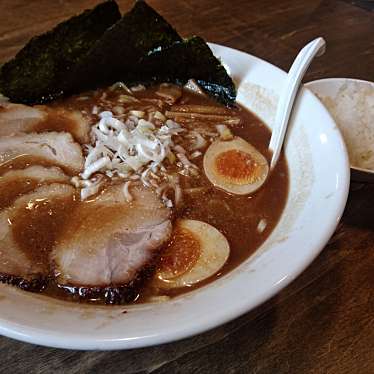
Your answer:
155,219 -> 230,288
203,136 -> 269,195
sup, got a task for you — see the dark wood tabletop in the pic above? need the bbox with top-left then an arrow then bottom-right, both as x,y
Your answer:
0,1 -> 373,373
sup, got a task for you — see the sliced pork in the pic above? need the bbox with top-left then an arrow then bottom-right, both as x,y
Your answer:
52,184 -> 172,303
0,165 -> 69,209
0,183 -> 75,291
35,107 -> 90,144
0,102 -> 46,134
0,102 -> 90,143
0,132 -> 84,174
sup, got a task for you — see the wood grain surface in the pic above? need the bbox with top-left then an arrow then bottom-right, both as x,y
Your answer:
0,1 -> 373,373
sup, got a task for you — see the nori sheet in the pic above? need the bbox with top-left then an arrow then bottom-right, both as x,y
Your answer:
136,36 -> 236,105
0,1 -> 121,104
0,1 -> 236,106
68,0 -> 183,92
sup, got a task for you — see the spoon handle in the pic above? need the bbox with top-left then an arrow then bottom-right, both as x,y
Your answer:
269,37 -> 326,171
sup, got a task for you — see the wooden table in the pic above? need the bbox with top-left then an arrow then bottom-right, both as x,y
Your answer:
0,1 -> 373,373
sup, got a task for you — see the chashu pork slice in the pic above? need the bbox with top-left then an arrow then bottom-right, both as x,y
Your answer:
0,102 -> 46,132
0,131 -> 84,174
0,183 -> 75,291
0,102 -> 90,143
52,184 -> 172,303
0,165 -> 69,209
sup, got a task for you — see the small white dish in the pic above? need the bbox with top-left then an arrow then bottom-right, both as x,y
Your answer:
305,78 -> 374,182
0,44 -> 350,350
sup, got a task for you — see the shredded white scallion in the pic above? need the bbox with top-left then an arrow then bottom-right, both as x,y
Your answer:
189,131 -> 207,150
81,156 -> 110,180
130,84 -> 146,92
80,175 -> 105,200
75,104 -> 221,202
216,124 -> 233,140
257,219 -> 267,233
123,181 -> 133,202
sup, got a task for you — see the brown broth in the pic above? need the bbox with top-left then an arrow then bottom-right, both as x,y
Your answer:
144,96 -> 288,300
0,84 -> 289,304
12,195 -> 76,272
0,179 -> 39,209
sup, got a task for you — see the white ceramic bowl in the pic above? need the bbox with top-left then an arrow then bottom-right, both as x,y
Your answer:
305,78 -> 374,182
0,44 -> 350,350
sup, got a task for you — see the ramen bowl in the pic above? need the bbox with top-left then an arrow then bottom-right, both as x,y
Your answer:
0,44 -> 350,350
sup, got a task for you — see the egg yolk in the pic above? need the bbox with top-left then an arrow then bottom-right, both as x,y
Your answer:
214,149 -> 262,184
158,225 -> 201,279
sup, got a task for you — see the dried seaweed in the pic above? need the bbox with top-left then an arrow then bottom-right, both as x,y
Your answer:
0,1 -> 236,106
0,1 -> 121,104
68,0 -> 182,92
136,36 -> 237,105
